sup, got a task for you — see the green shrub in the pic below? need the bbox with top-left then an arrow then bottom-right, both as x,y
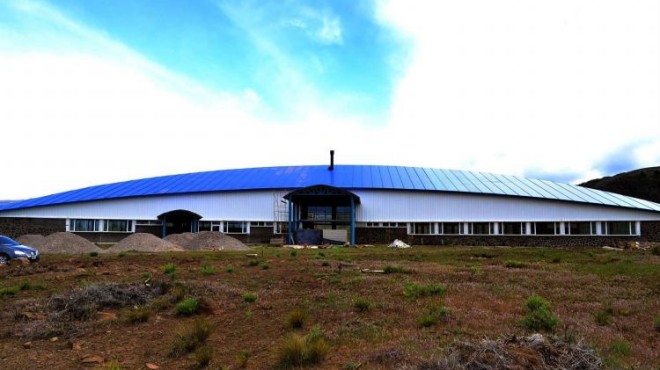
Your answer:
521,294 -> 558,332
104,360 -> 124,370
140,271 -> 153,281
276,325 -> 329,367
383,265 -> 409,274
118,251 -> 127,258
290,249 -> 298,257
609,339 -> 632,356
403,282 -> 447,299
169,317 -> 214,357
261,264 -> 270,270
89,251 -> 99,257
235,350 -> 250,368
18,280 -> 32,291
201,265 -> 215,276
504,260 -> 526,268
175,297 -> 200,316
242,292 -> 257,303
195,345 -> 213,368
287,308 -> 307,329
225,266 -> 234,273
353,298 -> 372,312
121,306 -> 152,324
594,304 -> 614,326
248,259 -> 260,267
417,305 -> 450,328
163,263 -> 177,277
655,316 -> 660,332
0,286 -> 20,297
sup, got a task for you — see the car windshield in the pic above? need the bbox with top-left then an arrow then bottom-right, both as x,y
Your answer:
0,236 -> 20,246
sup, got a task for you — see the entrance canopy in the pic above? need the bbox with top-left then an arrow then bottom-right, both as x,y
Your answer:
157,209 -> 202,237
284,185 -> 360,245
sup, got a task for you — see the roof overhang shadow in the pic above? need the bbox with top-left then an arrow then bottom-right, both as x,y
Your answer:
284,185 -> 360,205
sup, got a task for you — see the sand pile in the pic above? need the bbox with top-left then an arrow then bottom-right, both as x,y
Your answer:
165,231 -> 249,251
111,233 -> 184,253
37,232 -> 102,254
17,234 -> 46,247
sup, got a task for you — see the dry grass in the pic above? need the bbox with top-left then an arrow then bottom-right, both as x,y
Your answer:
0,246 -> 657,369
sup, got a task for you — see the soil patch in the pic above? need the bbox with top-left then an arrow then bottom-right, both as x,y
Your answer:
33,232 -> 101,254
110,233 -> 183,253
164,231 -> 249,251
17,234 -> 46,247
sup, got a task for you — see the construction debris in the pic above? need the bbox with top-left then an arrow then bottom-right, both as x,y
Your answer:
389,239 -> 411,248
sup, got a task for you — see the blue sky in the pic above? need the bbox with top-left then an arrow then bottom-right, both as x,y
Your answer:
1,0 -> 659,199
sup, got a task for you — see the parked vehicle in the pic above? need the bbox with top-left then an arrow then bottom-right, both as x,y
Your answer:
0,235 -> 40,264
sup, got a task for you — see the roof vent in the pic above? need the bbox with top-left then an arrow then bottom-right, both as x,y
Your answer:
329,150 -> 335,171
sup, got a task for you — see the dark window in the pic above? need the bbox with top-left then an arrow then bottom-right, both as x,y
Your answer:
535,222 -> 555,235
568,222 -> 591,235
443,223 -> 461,234
502,222 -> 522,235
472,222 -> 491,235
606,221 -> 631,235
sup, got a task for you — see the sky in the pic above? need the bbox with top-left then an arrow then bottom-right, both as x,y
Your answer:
1,0 -> 659,200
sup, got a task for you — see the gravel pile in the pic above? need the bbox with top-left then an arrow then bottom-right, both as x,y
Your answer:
165,231 -> 249,251
36,232 -> 102,254
111,233 -> 183,253
17,234 -> 46,247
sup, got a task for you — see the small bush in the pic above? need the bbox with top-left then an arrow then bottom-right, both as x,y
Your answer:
118,251 -> 127,258
287,308 -> 307,329
353,298 -> 372,312
594,304 -> 614,326
140,272 -> 153,281
504,260 -> 526,268
201,265 -> 215,276
261,264 -> 270,270
175,297 -> 200,316
383,265 -> 409,274
652,245 -> 660,256
248,259 -> 260,267
235,350 -> 250,368
169,317 -> 214,357
521,294 -> 558,332
104,360 -> 124,370
18,280 -> 32,291
242,292 -> 257,303
321,261 -> 330,267
609,339 -> 632,356
276,325 -> 329,367
121,306 -> 152,324
654,316 -> 660,332
403,282 -> 447,299
89,251 -> 99,257
225,266 -> 234,273
551,257 -> 561,263
290,249 -> 298,257
0,286 -> 20,297
163,263 -> 177,278
195,345 -> 213,368
417,305 -> 450,328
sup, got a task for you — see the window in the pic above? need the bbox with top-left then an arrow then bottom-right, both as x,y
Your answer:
70,219 -> 99,232
104,220 -> 132,232
568,222 -> 591,235
535,222 -> 555,235
251,221 -> 274,227
223,221 -> 248,234
411,222 -> 433,235
336,207 -> 351,221
274,222 -> 288,234
472,222 -> 491,235
307,206 -> 332,221
135,220 -> 162,226
442,223 -> 461,234
502,222 -> 523,235
606,221 -> 632,235
383,222 -> 400,227
363,222 -> 401,228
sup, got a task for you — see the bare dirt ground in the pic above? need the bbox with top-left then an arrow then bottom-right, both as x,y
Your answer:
0,246 -> 657,369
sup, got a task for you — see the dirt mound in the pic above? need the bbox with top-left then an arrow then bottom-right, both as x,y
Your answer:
38,232 -> 101,254
17,234 -> 46,247
420,334 -> 602,370
111,233 -> 183,253
164,231 -> 249,251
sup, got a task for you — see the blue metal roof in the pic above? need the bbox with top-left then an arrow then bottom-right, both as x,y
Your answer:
1,165 -> 659,212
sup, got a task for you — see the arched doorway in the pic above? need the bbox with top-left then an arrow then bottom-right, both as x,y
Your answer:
284,185 -> 360,245
157,210 -> 202,237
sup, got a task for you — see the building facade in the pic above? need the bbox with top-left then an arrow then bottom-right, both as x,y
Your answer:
1,165 -> 659,246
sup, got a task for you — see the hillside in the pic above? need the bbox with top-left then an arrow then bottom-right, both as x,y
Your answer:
579,166 -> 660,203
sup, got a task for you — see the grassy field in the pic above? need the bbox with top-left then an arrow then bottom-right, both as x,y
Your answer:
0,245 -> 658,369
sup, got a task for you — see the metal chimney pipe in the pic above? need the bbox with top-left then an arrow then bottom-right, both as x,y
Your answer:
329,150 -> 335,170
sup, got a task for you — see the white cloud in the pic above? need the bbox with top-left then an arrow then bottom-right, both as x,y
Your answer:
376,0 -> 660,180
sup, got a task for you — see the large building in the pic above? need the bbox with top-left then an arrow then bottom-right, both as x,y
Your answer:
1,162 -> 659,247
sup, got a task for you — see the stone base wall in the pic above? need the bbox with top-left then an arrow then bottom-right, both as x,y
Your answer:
641,221 -> 660,242
0,217 -> 65,239
136,225 -> 162,238
228,227 -> 277,244
72,232 -> 133,244
356,227 -> 408,244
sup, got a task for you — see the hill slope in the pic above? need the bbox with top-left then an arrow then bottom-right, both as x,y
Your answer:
579,166 -> 660,203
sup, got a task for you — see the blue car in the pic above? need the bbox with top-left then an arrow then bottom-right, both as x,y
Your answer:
0,235 -> 40,264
